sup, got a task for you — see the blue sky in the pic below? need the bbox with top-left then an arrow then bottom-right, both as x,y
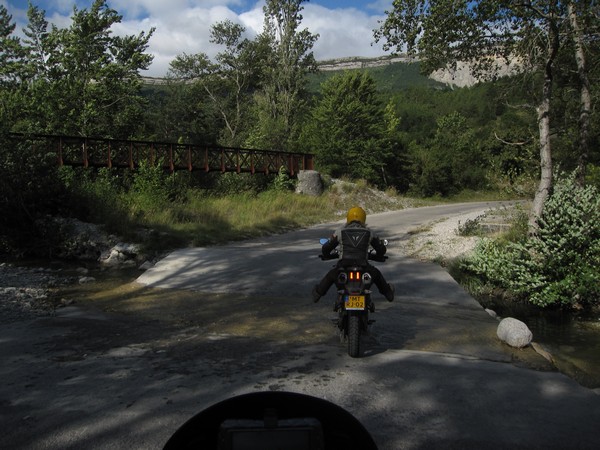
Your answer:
2,0 -> 393,76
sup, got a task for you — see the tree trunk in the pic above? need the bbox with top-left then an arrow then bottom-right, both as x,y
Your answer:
568,2 -> 591,184
529,20 -> 560,231
530,99 -> 553,230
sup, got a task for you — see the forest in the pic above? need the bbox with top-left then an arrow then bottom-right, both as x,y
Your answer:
1,0 -> 599,307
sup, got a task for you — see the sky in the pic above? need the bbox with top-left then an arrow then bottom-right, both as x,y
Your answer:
2,0 -> 394,77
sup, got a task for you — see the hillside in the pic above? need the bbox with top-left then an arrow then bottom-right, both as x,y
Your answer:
141,55 -> 461,93
307,56 -> 447,93
312,54 -> 517,90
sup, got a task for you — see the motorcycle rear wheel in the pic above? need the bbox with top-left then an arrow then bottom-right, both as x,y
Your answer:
348,315 -> 361,357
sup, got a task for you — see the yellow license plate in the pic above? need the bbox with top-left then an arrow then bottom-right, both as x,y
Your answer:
345,295 -> 365,310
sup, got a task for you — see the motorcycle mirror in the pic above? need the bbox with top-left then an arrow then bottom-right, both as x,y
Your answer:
319,238 -> 328,245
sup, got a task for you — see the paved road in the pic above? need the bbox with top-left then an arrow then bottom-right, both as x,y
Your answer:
2,202 -> 600,449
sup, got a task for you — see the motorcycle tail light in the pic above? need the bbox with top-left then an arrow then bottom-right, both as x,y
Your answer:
348,271 -> 361,281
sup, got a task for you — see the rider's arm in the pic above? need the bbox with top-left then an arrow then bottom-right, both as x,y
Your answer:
370,236 -> 387,256
322,234 -> 339,257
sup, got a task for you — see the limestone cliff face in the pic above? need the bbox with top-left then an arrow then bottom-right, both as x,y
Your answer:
317,55 -> 415,71
317,54 -> 520,88
429,59 -> 523,88
143,55 -> 519,88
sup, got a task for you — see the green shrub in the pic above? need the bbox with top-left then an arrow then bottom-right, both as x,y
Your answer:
0,136 -> 69,254
271,166 -> 296,192
457,214 -> 486,237
461,172 -> 600,308
130,160 -> 178,210
213,172 -> 271,196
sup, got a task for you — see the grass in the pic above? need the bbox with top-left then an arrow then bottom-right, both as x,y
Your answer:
112,181 -> 416,255
80,171 -> 513,257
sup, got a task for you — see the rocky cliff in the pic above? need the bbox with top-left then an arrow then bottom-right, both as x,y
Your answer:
317,54 -> 519,88
143,55 -> 518,89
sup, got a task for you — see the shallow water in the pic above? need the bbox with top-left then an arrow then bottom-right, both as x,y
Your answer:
524,311 -> 600,388
71,264 -> 600,389
75,267 -> 600,389
14,258 -> 600,389
481,297 -> 600,388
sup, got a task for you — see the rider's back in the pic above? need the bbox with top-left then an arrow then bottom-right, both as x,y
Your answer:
339,223 -> 372,265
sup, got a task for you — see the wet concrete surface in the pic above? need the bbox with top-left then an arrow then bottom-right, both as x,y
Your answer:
2,204 -> 599,449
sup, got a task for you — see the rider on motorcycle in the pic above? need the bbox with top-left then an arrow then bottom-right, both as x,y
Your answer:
312,206 -> 395,303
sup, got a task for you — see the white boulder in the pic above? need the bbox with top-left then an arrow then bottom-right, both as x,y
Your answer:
497,317 -> 533,348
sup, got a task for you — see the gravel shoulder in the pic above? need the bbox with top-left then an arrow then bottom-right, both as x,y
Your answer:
398,209 -> 485,261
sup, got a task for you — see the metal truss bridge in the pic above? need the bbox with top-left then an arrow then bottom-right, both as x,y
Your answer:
14,134 -> 314,176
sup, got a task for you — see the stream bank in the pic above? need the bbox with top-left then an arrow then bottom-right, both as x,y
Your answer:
398,207 -> 600,389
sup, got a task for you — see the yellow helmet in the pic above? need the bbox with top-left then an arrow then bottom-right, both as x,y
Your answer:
346,206 -> 366,225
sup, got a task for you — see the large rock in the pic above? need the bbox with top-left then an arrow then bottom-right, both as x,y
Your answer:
497,317 -> 533,348
100,243 -> 141,268
295,170 -> 323,196
35,216 -> 150,270
40,217 -> 117,261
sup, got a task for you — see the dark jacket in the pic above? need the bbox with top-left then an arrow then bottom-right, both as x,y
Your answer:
322,221 -> 386,265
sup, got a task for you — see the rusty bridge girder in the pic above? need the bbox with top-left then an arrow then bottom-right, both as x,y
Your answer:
14,134 -> 314,177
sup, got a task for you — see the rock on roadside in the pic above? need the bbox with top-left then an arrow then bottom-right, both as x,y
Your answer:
40,216 -> 154,270
497,317 -> 533,348
295,170 -> 324,196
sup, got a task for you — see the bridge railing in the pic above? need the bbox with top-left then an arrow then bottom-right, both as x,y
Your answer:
14,134 -> 314,176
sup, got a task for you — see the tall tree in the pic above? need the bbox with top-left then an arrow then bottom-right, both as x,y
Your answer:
22,1 -> 49,80
0,5 -> 23,87
169,20 -> 265,146
303,71 -> 390,186
43,0 -> 154,137
0,6 -> 61,246
143,72 -> 221,145
375,0 -> 567,229
567,1 -> 595,183
249,0 -> 318,150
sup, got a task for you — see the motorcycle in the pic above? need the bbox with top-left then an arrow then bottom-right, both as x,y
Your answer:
318,238 -> 388,358
163,391 -> 377,450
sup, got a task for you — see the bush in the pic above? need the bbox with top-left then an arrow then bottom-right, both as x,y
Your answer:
271,166 -> 295,192
461,172 -> 600,308
457,214 -> 486,237
212,172 -> 271,196
0,135 -> 69,255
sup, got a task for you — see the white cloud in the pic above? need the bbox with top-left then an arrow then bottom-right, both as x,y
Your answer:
125,1 -> 389,76
126,4 -> 252,76
110,0 -> 246,19
302,4 -> 387,61
238,3 -> 264,35
3,0 -> 390,77
52,0 -> 78,14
